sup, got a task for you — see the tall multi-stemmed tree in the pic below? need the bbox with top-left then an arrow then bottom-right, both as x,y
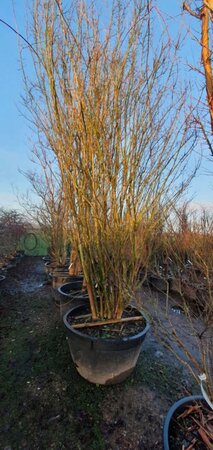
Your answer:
19,0 -> 199,320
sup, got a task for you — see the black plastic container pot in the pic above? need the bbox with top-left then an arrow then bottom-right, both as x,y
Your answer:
42,256 -> 51,263
163,395 -> 204,450
57,278 -> 86,316
58,278 -> 84,297
44,261 -> 68,275
63,303 -> 150,385
44,261 -> 58,275
0,274 -> 6,284
51,269 -> 82,289
44,259 -> 72,275
6,262 -> 16,269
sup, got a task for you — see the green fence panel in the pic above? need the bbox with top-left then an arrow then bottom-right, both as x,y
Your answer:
20,232 -> 49,256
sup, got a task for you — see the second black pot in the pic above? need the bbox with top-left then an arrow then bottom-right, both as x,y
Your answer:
52,270 -> 83,289
163,395 -> 204,450
56,279 -> 87,316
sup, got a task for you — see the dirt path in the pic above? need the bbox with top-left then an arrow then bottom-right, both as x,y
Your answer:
0,257 -> 198,450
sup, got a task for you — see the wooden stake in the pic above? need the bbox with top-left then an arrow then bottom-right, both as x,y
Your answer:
72,315 -> 144,329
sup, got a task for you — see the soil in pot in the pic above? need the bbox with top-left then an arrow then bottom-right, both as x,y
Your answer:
166,397 -> 213,450
67,305 -> 147,339
64,304 -> 150,385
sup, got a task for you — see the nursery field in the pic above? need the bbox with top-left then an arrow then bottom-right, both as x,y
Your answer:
1,0 -> 213,447
0,257 -> 199,450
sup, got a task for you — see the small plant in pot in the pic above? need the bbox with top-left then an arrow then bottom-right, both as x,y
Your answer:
23,0 -> 198,383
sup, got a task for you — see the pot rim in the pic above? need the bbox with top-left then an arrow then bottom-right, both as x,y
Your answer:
58,280 -> 85,297
163,394 -> 204,450
63,303 -> 150,344
44,261 -> 65,268
52,270 -> 70,276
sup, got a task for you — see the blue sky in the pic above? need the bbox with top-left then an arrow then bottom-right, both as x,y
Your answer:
0,0 -> 32,210
0,0 -> 212,212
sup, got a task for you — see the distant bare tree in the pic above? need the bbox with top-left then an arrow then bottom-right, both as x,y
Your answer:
0,208 -> 29,258
183,0 -> 213,154
20,146 -> 69,266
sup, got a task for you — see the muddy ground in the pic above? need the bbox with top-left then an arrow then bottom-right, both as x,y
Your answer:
0,257 -> 199,450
